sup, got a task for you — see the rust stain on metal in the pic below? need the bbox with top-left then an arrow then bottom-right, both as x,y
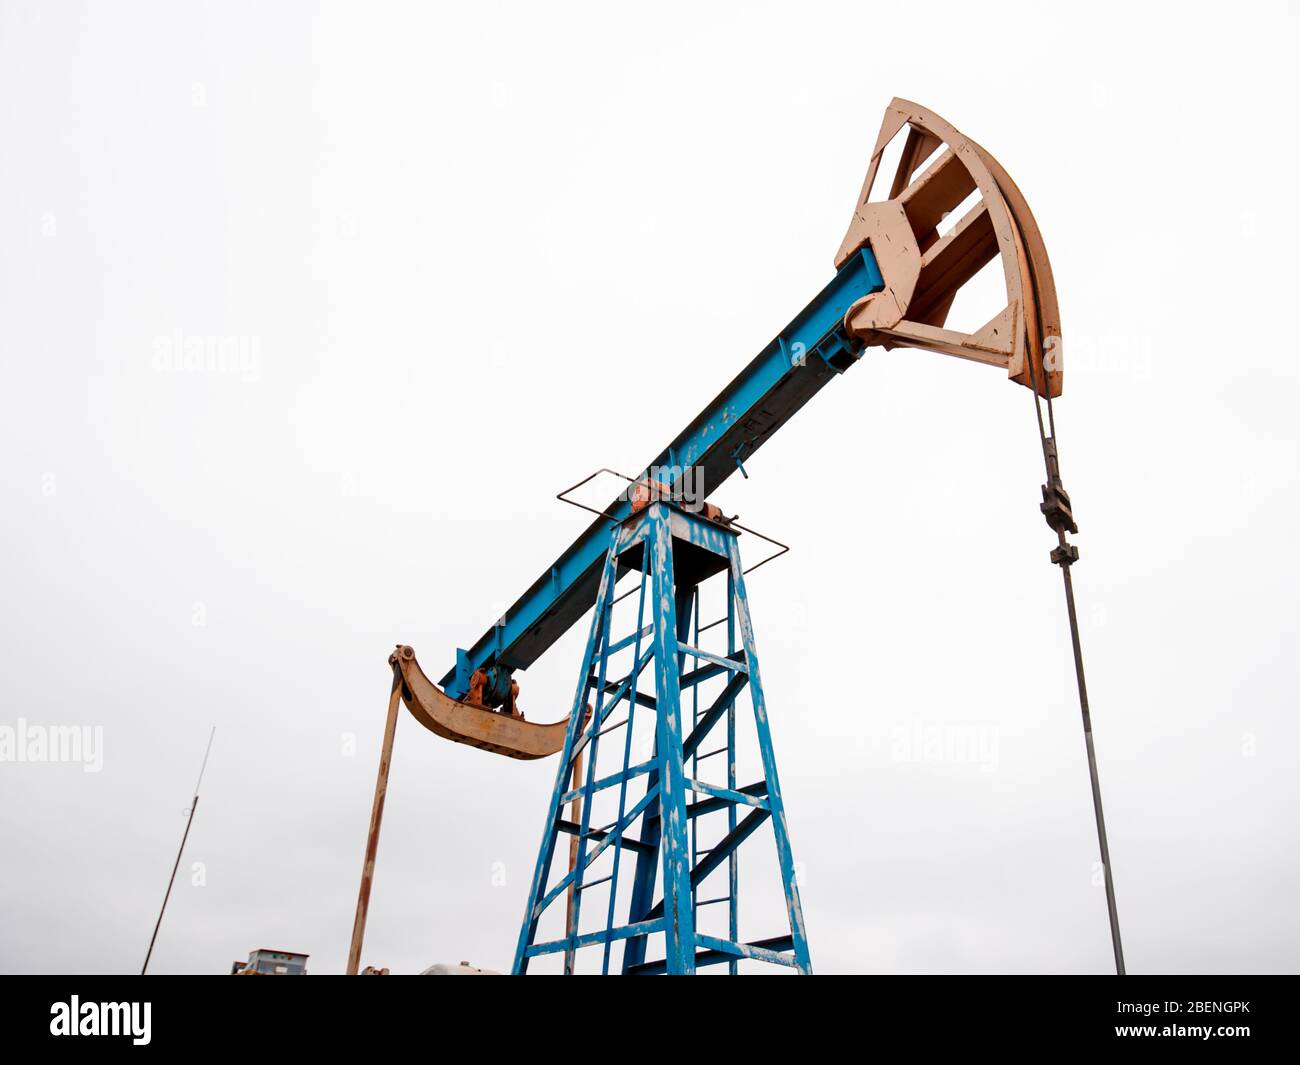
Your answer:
836,97 -> 1063,398
346,672 -> 402,976
563,748 -> 583,975
389,645 -> 584,760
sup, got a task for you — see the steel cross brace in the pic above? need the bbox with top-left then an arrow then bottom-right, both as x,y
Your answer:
512,501 -> 810,974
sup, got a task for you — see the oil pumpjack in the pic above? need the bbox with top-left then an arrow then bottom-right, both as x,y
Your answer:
346,99 -> 1123,976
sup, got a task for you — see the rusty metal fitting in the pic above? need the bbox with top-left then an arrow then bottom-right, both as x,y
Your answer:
465,665 -> 523,718
1040,480 -> 1077,535
630,480 -> 728,526
629,480 -> 675,513
1050,543 -> 1080,566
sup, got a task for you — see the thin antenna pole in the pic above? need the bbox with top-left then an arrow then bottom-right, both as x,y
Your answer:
141,726 -> 215,975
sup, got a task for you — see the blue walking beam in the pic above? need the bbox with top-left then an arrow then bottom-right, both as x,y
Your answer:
512,500 -> 810,974
439,247 -> 884,700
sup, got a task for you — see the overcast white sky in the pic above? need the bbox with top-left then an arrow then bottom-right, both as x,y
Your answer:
2,0 -> 1297,975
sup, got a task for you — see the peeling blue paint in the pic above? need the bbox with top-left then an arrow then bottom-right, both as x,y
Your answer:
512,502 -> 811,975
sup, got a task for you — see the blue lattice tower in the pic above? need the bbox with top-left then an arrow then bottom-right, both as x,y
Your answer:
512,499 -> 810,974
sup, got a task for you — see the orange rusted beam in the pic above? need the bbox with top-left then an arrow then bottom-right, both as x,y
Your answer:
563,749 -> 583,975
346,673 -> 402,976
836,98 -> 1063,397
390,645 -> 582,760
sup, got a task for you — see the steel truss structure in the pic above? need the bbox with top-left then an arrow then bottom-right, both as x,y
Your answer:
513,500 -> 810,974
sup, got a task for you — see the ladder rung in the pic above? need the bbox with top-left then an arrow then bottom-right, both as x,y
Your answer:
697,617 -> 728,634
577,874 -> 612,892
695,745 -> 727,761
695,896 -> 731,906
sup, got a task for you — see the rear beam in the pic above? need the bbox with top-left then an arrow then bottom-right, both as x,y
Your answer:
440,248 -> 883,698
